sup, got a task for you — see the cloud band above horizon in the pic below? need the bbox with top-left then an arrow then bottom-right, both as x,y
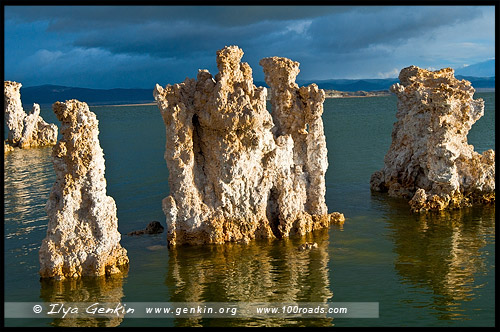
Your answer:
4,5 -> 495,89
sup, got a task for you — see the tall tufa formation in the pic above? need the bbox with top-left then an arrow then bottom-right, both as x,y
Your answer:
370,66 -> 495,212
39,100 -> 128,279
154,46 -> 344,247
4,81 -> 58,151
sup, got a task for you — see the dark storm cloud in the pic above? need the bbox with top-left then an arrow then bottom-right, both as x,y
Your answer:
8,5 -> 483,60
306,6 -> 484,55
6,5 -> 353,29
6,6 -> 355,69
71,19 -> 295,59
4,5 -> 494,88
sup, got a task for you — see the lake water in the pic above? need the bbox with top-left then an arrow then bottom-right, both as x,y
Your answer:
3,93 -> 495,327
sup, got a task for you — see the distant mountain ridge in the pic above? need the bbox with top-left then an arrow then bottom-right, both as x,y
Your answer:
20,85 -> 154,107
20,76 -> 495,106
455,59 -> 495,77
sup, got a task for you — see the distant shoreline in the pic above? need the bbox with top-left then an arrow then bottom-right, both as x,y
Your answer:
87,88 -> 494,107
324,90 -> 392,98
92,102 -> 156,107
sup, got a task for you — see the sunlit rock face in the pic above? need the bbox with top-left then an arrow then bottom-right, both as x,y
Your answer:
4,80 -> 58,150
39,100 -> 128,279
370,66 -> 495,212
154,46 -> 344,247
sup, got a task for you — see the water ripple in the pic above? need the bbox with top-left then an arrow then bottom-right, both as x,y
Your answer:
4,147 -> 55,284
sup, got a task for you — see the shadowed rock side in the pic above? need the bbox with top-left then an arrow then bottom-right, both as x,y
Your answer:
154,46 -> 344,247
370,66 -> 495,212
4,81 -> 58,151
39,100 -> 128,279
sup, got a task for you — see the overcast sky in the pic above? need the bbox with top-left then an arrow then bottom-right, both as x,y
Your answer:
4,5 -> 495,89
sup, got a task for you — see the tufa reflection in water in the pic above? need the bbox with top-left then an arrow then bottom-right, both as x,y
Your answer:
4,147 -> 54,276
39,270 -> 129,327
4,147 -> 54,220
381,197 -> 495,321
165,228 -> 336,327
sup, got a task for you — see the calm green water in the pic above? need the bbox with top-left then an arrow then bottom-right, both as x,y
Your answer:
4,93 -> 495,327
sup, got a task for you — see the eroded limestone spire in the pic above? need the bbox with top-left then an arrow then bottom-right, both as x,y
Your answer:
39,100 -> 128,279
370,66 -> 495,212
4,81 -> 58,151
154,45 -> 344,247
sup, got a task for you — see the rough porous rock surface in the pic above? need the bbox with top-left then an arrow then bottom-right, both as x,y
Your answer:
370,66 -> 495,212
4,81 -> 58,150
154,46 -> 344,247
39,100 -> 128,279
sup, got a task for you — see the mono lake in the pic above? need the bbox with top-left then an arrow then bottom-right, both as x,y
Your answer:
4,92 -> 495,327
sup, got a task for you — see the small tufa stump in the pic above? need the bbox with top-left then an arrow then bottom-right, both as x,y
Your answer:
128,221 -> 165,236
298,242 -> 318,251
4,141 -> 14,154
